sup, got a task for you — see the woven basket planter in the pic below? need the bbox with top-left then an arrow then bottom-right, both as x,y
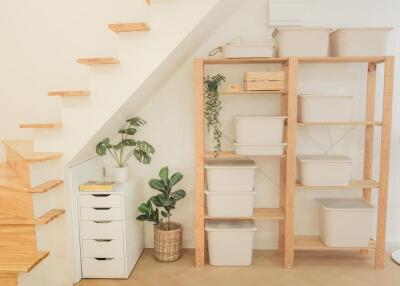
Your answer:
154,222 -> 182,262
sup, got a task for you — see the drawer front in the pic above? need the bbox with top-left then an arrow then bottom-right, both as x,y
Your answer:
81,221 -> 123,239
82,239 -> 124,258
82,258 -> 125,278
80,207 -> 123,221
80,194 -> 122,208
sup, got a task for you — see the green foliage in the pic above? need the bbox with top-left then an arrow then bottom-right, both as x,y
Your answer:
136,166 -> 186,230
204,73 -> 225,156
95,116 -> 155,167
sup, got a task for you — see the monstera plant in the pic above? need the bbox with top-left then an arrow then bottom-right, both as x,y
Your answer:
96,116 -> 155,182
136,166 -> 186,262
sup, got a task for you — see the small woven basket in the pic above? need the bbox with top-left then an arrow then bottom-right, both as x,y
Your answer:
154,222 -> 182,262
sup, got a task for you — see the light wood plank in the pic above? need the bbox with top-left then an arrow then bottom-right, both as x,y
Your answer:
298,56 -> 385,64
375,56 -> 394,269
0,209 -> 65,225
203,57 -> 289,65
205,151 -> 285,159
294,236 -> 376,251
194,59 -> 205,267
76,57 -> 120,65
297,121 -> 382,126
0,251 -> 49,273
0,225 -> 37,253
19,123 -> 62,129
0,273 -> 18,286
296,180 -> 379,190
205,208 -> 285,220
47,90 -> 90,97
2,140 -> 62,163
108,22 -> 149,33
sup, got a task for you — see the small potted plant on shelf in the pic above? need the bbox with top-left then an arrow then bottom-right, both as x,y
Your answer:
96,116 -> 155,183
136,166 -> 186,262
204,73 -> 226,157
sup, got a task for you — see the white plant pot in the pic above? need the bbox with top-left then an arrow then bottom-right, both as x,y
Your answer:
112,166 -> 129,183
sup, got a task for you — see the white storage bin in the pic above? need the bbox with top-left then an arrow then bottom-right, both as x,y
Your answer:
317,198 -> 374,247
205,160 -> 257,192
222,44 -> 275,58
234,116 -> 286,144
234,143 -> 286,156
298,94 -> 352,122
330,28 -> 392,56
206,191 -> 256,217
297,155 -> 352,186
273,27 -> 331,56
206,220 -> 256,266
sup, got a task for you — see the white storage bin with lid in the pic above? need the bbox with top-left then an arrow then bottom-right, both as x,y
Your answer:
273,27 -> 331,56
206,220 -> 256,266
233,143 -> 286,156
330,28 -> 393,56
234,116 -> 286,144
298,94 -> 353,122
317,198 -> 374,247
205,160 -> 257,192
297,155 -> 352,186
205,191 -> 256,217
222,44 -> 275,58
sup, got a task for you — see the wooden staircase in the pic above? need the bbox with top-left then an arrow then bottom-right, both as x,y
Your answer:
0,141 -> 64,286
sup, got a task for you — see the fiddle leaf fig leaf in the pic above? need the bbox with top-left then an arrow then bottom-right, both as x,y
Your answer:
126,116 -> 146,127
170,172 -> 183,187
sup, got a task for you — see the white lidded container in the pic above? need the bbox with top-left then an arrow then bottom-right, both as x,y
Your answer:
297,154 -> 352,186
205,160 -> 257,192
205,191 -> 256,217
206,220 -> 256,266
330,27 -> 393,56
317,198 -> 374,247
233,143 -> 286,156
273,27 -> 331,56
234,116 -> 286,144
298,94 -> 353,122
222,44 -> 275,58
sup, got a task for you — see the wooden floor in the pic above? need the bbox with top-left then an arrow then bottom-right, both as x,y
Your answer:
77,249 -> 400,286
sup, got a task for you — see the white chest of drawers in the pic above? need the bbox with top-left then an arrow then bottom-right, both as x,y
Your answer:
78,179 -> 144,278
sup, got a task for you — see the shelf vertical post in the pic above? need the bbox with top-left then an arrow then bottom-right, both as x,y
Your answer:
194,59 -> 205,267
375,56 -> 395,269
361,62 -> 377,255
284,57 -> 298,269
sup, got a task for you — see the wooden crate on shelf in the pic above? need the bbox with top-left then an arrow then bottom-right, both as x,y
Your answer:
244,71 -> 286,91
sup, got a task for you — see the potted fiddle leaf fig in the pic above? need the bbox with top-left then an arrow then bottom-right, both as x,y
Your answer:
96,116 -> 155,182
136,166 -> 186,262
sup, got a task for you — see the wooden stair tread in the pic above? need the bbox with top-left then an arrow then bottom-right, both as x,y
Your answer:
294,236 -> 376,251
108,22 -> 149,33
0,251 -> 49,273
2,140 -> 62,162
19,123 -> 62,129
0,163 -> 62,193
48,90 -> 90,97
76,57 -> 120,65
0,209 -> 65,225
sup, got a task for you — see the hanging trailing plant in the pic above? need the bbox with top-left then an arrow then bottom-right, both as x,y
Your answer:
204,73 -> 225,156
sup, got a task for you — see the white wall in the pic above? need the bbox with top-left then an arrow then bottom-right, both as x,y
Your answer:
111,0 -> 400,249
0,0 -> 148,160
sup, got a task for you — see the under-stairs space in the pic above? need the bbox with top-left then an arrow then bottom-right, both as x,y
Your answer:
1,0 -> 400,286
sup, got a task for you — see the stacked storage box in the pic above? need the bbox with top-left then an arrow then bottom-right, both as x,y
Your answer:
205,160 -> 257,266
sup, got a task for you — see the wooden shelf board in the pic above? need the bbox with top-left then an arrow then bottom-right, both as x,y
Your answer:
220,90 -> 287,95
296,180 -> 379,190
76,57 -> 120,65
205,151 -> 285,159
205,208 -> 285,220
2,140 -> 62,163
297,121 -> 382,126
203,57 -> 289,65
48,90 -> 90,97
19,123 -> 62,129
294,236 -> 376,251
0,209 -> 65,225
0,163 -> 63,193
108,22 -> 149,33
0,251 -> 49,273
298,56 -> 386,64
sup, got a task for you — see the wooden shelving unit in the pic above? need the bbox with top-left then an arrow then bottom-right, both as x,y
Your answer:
194,56 -> 394,270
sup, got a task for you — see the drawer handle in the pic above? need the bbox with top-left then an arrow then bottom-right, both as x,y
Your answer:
94,258 -> 114,261
93,207 -> 111,210
92,194 -> 111,197
93,220 -> 112,224
94,239 -> 112,242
